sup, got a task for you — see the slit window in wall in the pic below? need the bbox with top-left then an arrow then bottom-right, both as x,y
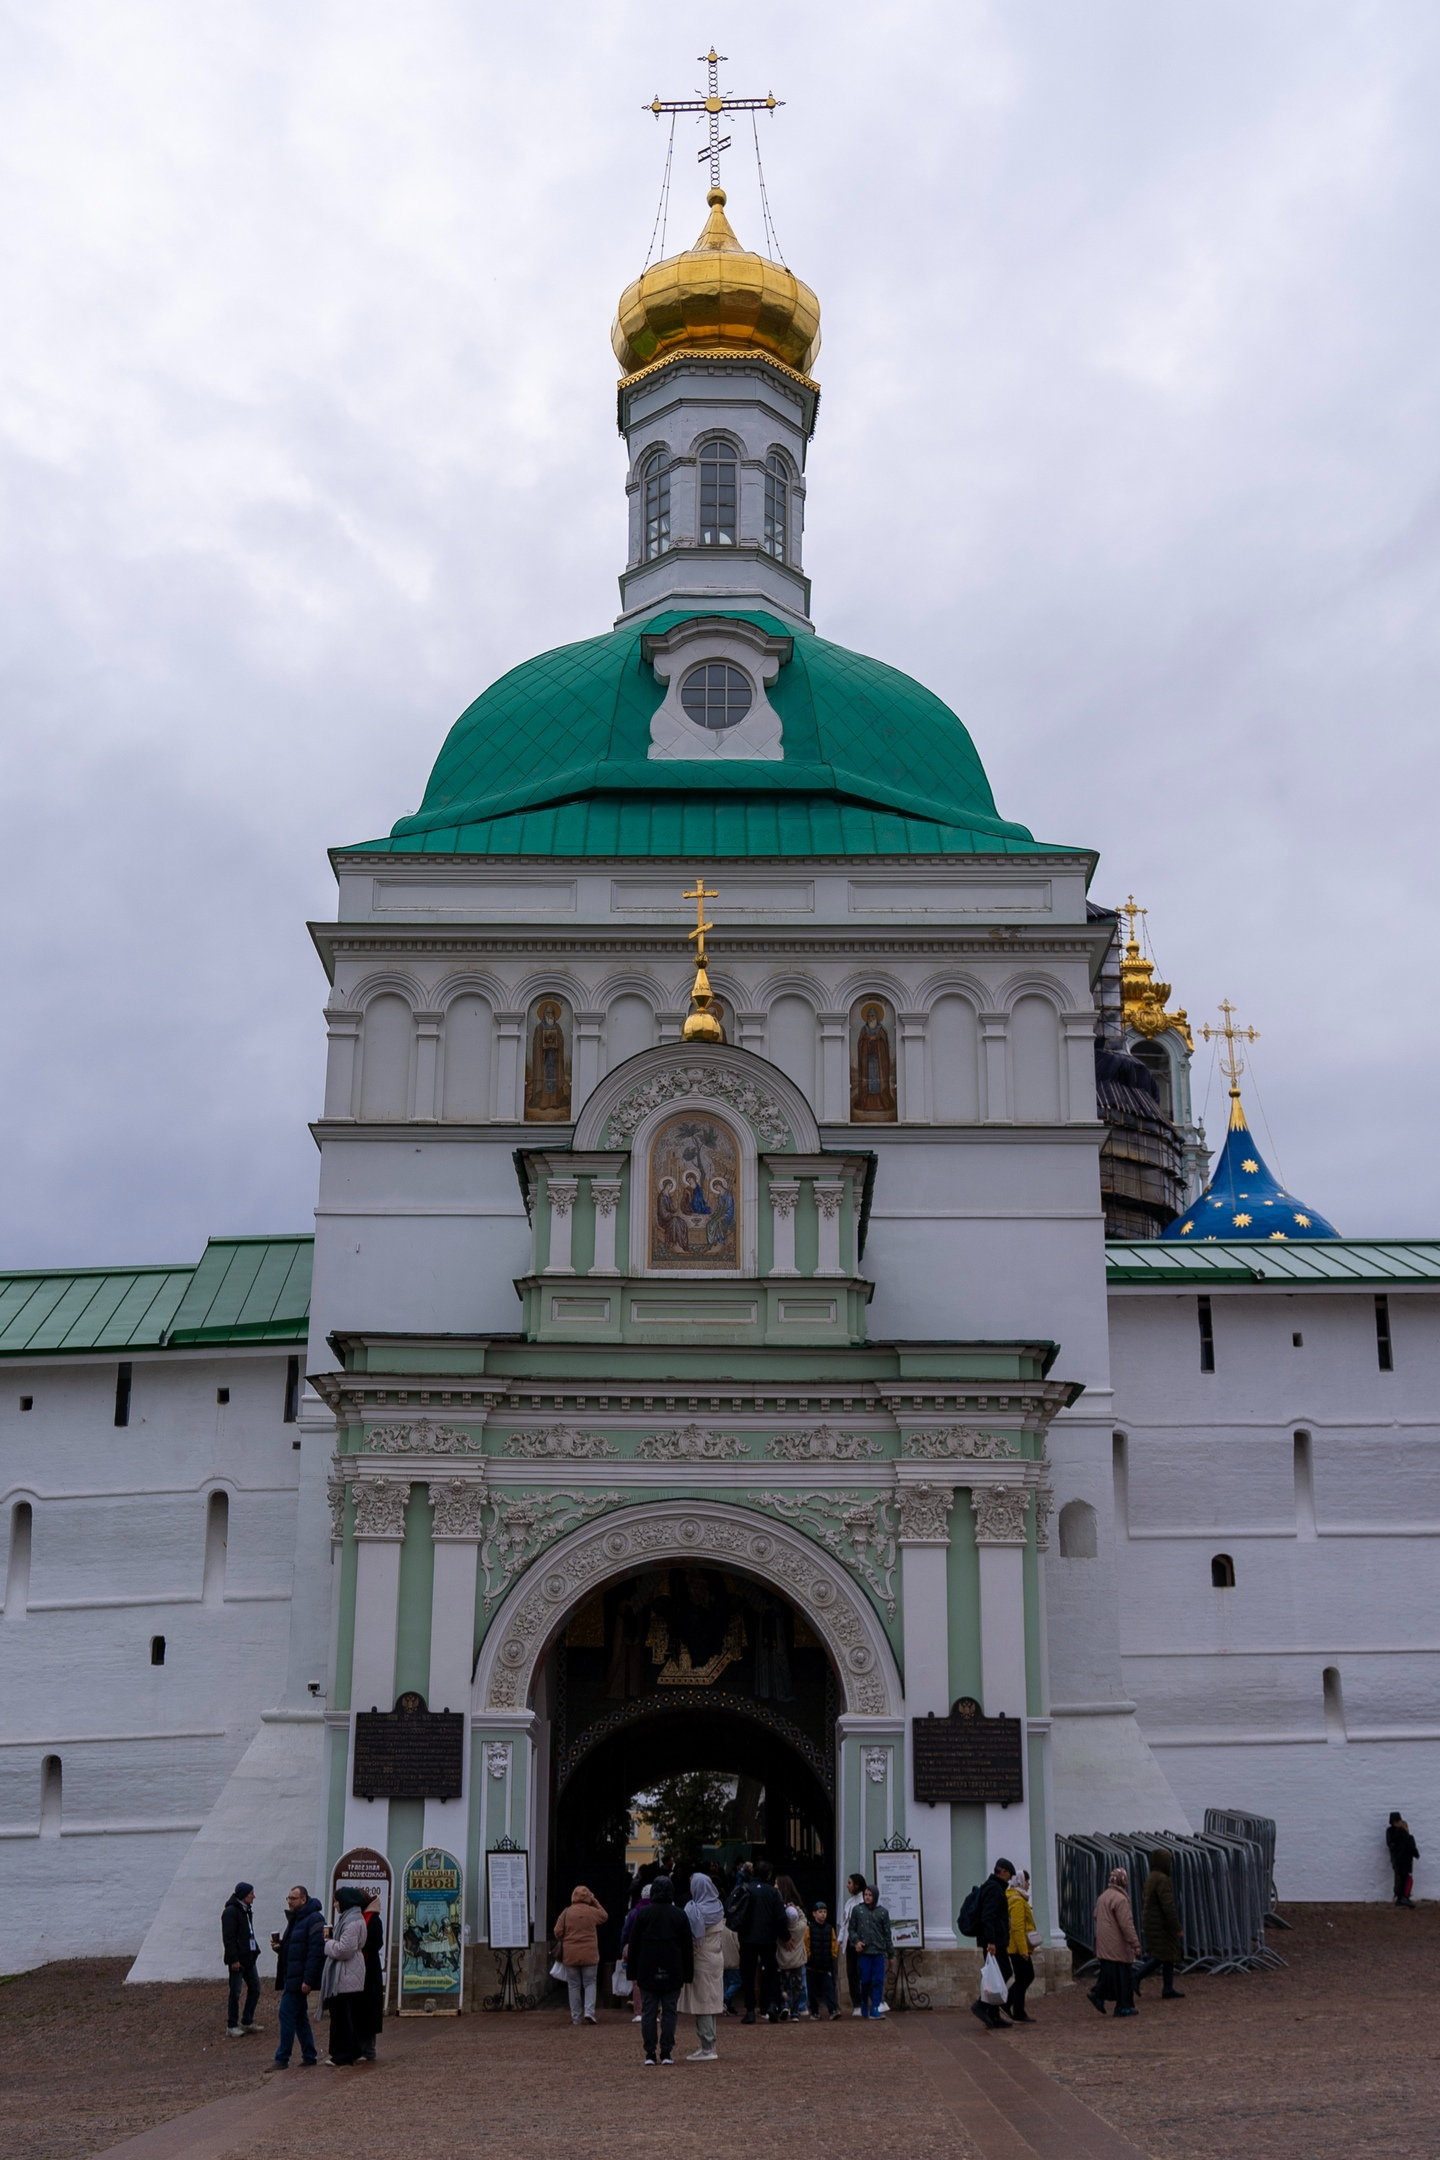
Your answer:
5,1501 -> 32,1617
150,1635 -> 166,1666
19,1395 -> 32,1411
1197,1297 -> 1215,1373
1210,1552 -> 1235,1588
202,1490 -> 229,1606
1293,1430 -> 1317,1539
284,1356 -> 300,1424
1292,1332 -> 1303,1348
1376,1295 -> 1394,1371
1323,1665 -> 1346,1742
114,1362 -> 132,1427
39,1754 -> 61,1837
1057,1499 -> 1098,1558
216,1387 -> 229,1406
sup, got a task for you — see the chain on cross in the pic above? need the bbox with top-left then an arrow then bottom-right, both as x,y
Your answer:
1201,999 -> 1260,1093
647,47 -> 781,191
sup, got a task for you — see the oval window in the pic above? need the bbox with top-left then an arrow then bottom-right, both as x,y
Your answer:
680,663 -> 753,730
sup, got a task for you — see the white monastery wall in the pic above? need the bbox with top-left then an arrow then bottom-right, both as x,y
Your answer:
0,1349 -> 299,1973
1108,1286 -> 1440,1897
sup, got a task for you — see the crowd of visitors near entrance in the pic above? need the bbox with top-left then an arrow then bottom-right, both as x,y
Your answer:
217,1809 -> 1420,2063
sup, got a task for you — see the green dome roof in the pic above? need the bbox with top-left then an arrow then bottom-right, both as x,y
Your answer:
347,610 -> 1076,858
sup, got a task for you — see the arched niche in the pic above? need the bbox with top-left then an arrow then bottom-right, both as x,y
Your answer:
1057,1499 -> 1098,1558
476,1500 -> 901,1721
571,1043 -> 819,1156
524,995 -> 572,1122
848,997 -> 897,1123
358,992 -> 413,1120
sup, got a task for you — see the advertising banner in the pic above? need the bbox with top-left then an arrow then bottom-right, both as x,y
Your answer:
330,1846 -> 393,2010
399,1847 -> 464,2014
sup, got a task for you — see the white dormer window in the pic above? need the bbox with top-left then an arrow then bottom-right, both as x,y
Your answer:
763,452 -> 789,560
642,451 -> 671,560
680,662 -> 753,731
698,439 -> 737,546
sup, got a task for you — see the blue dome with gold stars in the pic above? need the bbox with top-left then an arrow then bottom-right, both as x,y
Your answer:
1163,1090 -> 1338,1242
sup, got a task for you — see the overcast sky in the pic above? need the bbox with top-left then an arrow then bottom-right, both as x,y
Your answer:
2,0 -> 1437,1266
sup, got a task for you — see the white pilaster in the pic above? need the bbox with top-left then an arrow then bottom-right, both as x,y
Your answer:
344,1477 -> 408,1851
972,1483 -> 1033,1882
590,1179 -> 622,1274
412,1013 -> 442,1122
574,1011 -> 603,1113
494,1012 -> 524,1120
818,1012 -> 848,1122
425,1479 -> 484,1848
323,1014 -> 360,1119
897,1011 -> 926,1122
895,1479 -> 956,1947
813,1180 -> 845,1275
980,1013 -> 1008,1121
544,1179 -> 579,1273
769,1180 -> 800,1274
1062,1014 -> 1099,1124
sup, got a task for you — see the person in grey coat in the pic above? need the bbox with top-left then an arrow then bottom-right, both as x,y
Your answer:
322,1887 -> 370,2065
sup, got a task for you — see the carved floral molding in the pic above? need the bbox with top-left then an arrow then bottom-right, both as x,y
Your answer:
603,1066 -> 790,1150
638,1424 -> 751,1462
970,1483 -> 1032,1546
900,1426 -> 1016,1462
504,1426 -> 618,1460
766,1426 -> 881,1462
351,1475 -> 411,1541
363,1420 -> 483,1455
892,1481 -> 955,1545
747,1488 -> 898,1618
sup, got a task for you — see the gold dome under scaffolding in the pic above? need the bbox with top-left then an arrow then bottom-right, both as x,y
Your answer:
612,186 -> 821,381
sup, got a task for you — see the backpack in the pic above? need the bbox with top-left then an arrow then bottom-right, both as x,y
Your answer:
958,1882 -> 985,1939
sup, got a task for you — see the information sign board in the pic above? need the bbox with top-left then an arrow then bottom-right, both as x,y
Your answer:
872,1846 -> 924,1950
912,1698 -> 1024,1806
486,1847 -> 532,1952
398,1847 -> 464,2015
330,1846 -> 393,2010
353,1691 -> 464,1801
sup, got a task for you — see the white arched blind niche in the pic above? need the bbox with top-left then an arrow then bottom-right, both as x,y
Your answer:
359,995 -> 413,1120
929,996 -> 981,1122
202,1491 -> 229,1607
1057,1499 -> 1098,1557
5,1500 -> 32,1617
767,996 -> 816,1103
606,995 -> 655,1070
442,995 -> 493,1120
1011,996 -> 1062,1122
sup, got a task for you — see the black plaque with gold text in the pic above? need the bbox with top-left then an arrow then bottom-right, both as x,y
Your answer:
353,1692 -> 464,1801
912,1697 -> 1024,1806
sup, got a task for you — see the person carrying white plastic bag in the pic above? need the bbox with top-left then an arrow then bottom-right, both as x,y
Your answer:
979,1951 -> 1010,2005
959,1856 -> 1017,2030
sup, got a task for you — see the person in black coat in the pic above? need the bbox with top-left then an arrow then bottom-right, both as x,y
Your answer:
221,1883 -> 260,2037
357,1895 -> 385,2060
729,1859 -> 788,2023
625,1876 -> 694,2066
964,1859 -> 1016,2031
270,1886 -> 326,2068
1387,1813 -> 1419,1907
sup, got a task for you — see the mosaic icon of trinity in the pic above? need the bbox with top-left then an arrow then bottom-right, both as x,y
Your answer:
649,1113 -> 739,1268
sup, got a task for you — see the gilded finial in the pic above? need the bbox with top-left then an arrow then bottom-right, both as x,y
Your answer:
1201,1000 -> 1260,1128
1118,894 -> 1193,1051
681,877 -> 724,1042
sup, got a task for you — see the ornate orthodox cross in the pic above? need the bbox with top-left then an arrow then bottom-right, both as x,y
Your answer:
647,48 -> 782,191
682,877 -> 719,968
1201,999 -> 1260,1092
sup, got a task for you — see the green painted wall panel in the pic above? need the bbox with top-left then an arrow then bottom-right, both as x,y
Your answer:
394,1484 -> 435,1699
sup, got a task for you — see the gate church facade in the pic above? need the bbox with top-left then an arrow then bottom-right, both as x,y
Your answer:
19,173 -> 1437,1987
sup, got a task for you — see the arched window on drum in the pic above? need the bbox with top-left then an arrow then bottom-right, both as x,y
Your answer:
641,449 -> 670,560
698,439 -> 738,546
763,451 -> 791,560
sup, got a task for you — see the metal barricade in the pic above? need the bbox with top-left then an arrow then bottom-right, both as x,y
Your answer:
1057,1823 -> 1285,1975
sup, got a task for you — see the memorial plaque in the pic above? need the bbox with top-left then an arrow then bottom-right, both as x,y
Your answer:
912,1697 -> 1024,1806
353,1690 -> 464,1801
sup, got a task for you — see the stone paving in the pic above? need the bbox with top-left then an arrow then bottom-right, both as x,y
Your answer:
2,1904 -> 1436,2160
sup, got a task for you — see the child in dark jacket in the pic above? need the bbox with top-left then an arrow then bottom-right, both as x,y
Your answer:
805,1902 -> 840,2019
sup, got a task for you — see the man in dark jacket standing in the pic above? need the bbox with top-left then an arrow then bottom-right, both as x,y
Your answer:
222,1882 -> 261,2037
625,1876 -> 694,2066
271,1886 -> 325,2068
964,1858 -> 1015,2031
1387,1813 -> 1419,1907
732,1860 -> 788,2023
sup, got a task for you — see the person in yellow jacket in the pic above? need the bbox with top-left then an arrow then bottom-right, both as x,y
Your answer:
1004,1870 -> 1039,2023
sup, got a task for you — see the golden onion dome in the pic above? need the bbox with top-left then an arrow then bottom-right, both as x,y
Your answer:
612,187 -> 820,380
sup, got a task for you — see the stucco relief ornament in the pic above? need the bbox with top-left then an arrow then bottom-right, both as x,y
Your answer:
766,1426 -> 881,1462
746,1490 -> 898,1619
504,1426 -> 618,1461
363,1420 -> 483,1455
1033,1482 -> 1055,1553
970,1484 -> 1032,1546
901,1426 -> 1016,1462
892,1481 -> 954,1545
479,1490 -> 620,1610
429,1478 -> 487,1539
638,1424 -> 751,1461
862,1746 -> 890,1784
603,1066 -> 790,1150
351,1475 -> 410,1541
326,1466 -> 347,1545
484,1741 -> 511,1780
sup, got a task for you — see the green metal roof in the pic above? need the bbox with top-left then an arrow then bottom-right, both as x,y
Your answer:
0,1237 -> 312,1357
341,610 -> 1091,862
1107,1239 -> 1440,1287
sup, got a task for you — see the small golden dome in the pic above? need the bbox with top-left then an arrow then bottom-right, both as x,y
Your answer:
612,187 -> 820,380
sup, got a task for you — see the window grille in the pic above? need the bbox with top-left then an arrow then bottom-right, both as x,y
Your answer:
763,452 -> 789,558
680,663 -> 753,730
642,454 -> 670,560
698,440 -> 737,545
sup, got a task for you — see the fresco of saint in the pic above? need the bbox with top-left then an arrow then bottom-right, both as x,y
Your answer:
648,1114 -> 740,1268
850,999 -> 897,1122
524,998 -> 571,1120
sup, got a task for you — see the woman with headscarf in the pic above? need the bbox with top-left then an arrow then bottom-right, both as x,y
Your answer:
678,1868 -> 726,2060
1088,1867 -> 1141,2018
617,1881 -> 650,2021
552,1884 -> 608,2026
1138,1850 -> 1185,2000
356,1893 -> 385,2061
321,1886 -> 370,2064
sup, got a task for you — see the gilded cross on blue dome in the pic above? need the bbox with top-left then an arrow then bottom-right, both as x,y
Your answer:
1161,1000 -> 1339,1242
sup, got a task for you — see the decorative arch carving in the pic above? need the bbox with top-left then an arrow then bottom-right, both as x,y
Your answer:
474,1499 -> 901,1719
572,1043 -> 819,1154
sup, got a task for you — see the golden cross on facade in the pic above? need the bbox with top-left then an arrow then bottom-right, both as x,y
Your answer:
647,48 -> 782,191
680,878 -> 723,1043
1201,999 -> 1260,1094
1120,894 -> 1147,952
683,876 -> 719,965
